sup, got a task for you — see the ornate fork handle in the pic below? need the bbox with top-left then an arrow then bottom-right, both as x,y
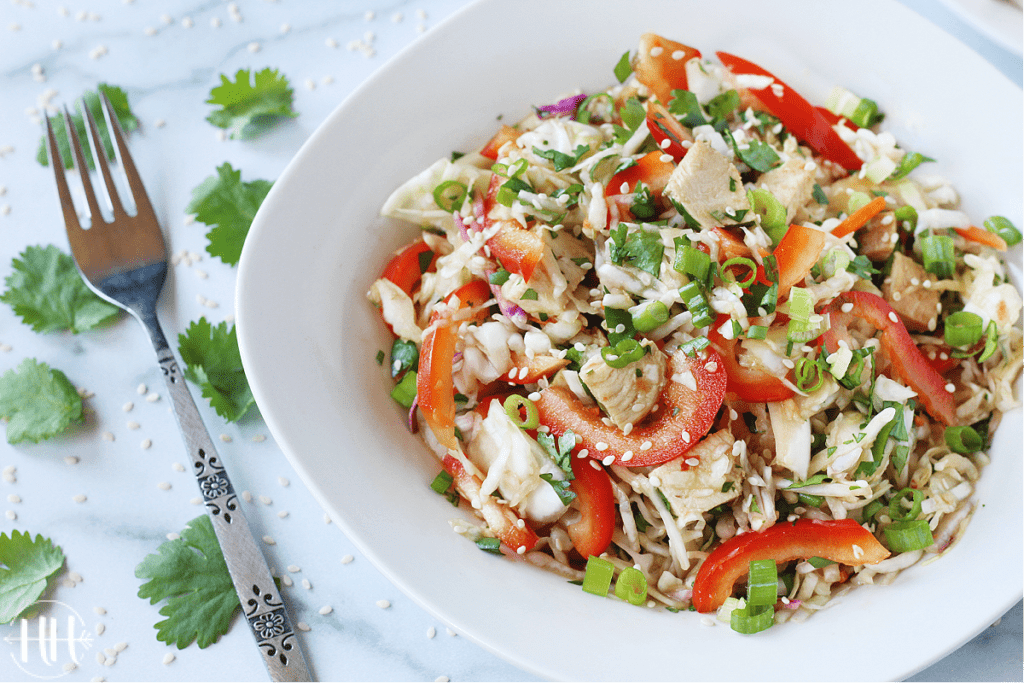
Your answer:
139,307 -> 312,682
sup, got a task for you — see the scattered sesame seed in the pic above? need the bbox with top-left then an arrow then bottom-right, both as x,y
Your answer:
427,626 -> 436,638
281,575 -> 293,587
391,11 -> 403,22
376,599 -> 391,609
326,38 -> 338,48
301,579 -> 311,590
141,438 -> 152,450
94,607 -> 106,616
262,535 -> 275,545
172,462 -> 185,473
318,605 -> 332,615
888,311 -> 899,324
435,677 -> 449,683
210,17 -> 221,28
181,16 -> 193,28
62,662 -> 76,673
95,623 -> 105,636
247,42 -> 261,53
446,628 -> 457,637
8,494 -> 20,504
242,490 -> 252,502
601,455 -> 615,466
341,555 -> 353,564
595,442 -> 608,451
277,476 -> 290,487
219,434 -> 231,442
127,420 -> 140,430
324,513 -> 332,524
945,383 -> 956,393
162,653 -> 175,665
190,497 -> 202,505
5,510 -> 16,521
157,482 -> 171,491
114,642 -> 127,653
73,494 -> 87,503
297,621 -> 310,631
259,495 -> 272,505
287,564 -> 301,573
252,434 -> 266,443
277,510 -> 289,519
166,532 -> 179,540
95,652 -> 105,666
123,401 -> 134,412
102,432 -> 115,442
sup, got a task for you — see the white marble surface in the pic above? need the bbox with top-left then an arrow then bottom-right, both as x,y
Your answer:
0,1 -> 1019,681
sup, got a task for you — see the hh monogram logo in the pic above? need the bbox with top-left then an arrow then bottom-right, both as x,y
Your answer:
2,601 -> 92,679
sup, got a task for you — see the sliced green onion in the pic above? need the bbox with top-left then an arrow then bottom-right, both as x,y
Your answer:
601,338 -> 646,368
506,158 -> 528,178
476,537 -> 502,554
978,320 -> 998,363
746,325 -> 768,340
944,425 -> 983,454
807,556 -> 835,569
581,555 -> 615,596
432,180 -> 468,212
679,281 -> 714,328
884,520 -> 934,552
503,394 -> 539,430
984,215 -> 1022,246
890,151 -> 935,181
390,371 -> 417,408
861,499 -> 884,523
943,310 -> 984,348
919,234 -> 955,278
674,245 -> 711,282
730,602 -> 774,634
632,301 -> 670,333
614,567 -> 648,606
576,93 -> 615,124
847,191 -> 872,214
821,249 -> 851,279
746,559 -> 778,607
849,97 -> 881,128
794,357 -> 826,392
747,188 -> 788,244
429,470 -> 454,495
888,487 -> 923,523
894,205 -> 918,232
721,257 -> 758,288
798,493 -> 825,508
787,287 -> 813,322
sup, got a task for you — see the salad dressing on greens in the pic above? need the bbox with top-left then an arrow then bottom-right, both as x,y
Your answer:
368,33 -> 1022,632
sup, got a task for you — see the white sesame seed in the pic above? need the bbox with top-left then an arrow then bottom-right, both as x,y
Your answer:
262,535 -> 275,545
247,42 -> 261,53
281,575 -> 293,587
602,455 -> 615,466
253,434 -> 266,443
649,46 -> 663,57
101,432 -> 115,442
892,291 -> 902,302
162,653 -> 175,665
318,605 -> 333,615
945,383 -> 956,393
8,494 -> 20,504
95,623 -> 105,636
685,458 -> 699,467
278,476 -> 290,487
326,38 -> 338,48
279,22 -> 290,33
157,482 -> 171,491
888,311 -> 899,324
141,438 -> 152,450
219,434 -> 232,442
210,17 -> 221,28
172,462 -> 185,472
95,652 -> 105,666
297,621 -> 310,631
123,401 -> 134,412
324,513 -> 332,525
427,626 -> 436,638
137,383 -> 147,395
671,49 -> 686,60
681,430 -> 691,442
277,510 -> 289,519
166,532 -> 179,541
595,442 -> 608,451
73,494 -> 87,503
301,579 -> 311,590
341,555 -> 354,564
259,495 -> 272,505
190,497 -> 202,505
376,599 -> 391,609
287,564 -> 301,573
242,490 -> 252,502
5,510 -> 15,521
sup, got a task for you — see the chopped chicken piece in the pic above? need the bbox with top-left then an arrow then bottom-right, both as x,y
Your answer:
664,140 -> 749,230
757,157 -> 816,224
768,398 -> 812,481
881,252 -> 940,332
856,210 -> 898,262
578,340 -> 666,430
649,431 -> 739,520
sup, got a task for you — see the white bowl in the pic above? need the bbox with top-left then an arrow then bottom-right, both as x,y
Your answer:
236,1 -> 1023,679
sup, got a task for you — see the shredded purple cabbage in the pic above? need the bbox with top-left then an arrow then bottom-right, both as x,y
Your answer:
536,93 -> 587,120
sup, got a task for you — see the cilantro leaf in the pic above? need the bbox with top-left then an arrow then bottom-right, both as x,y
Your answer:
1,245 -> 121,334
36,84 -> 138,169
177,318 -> 255,422
532,144 -> 590,172
205,68 -> 298,139
135,515 -> 238,649
0,530 -> 65,624
613,50 -> 633,83
610,226 -> 663,278
539,473 -> 576,506
668,90 -> 707,128
537,429 -> 577,479
187,163 -> 273,266
0,359 -> 83,444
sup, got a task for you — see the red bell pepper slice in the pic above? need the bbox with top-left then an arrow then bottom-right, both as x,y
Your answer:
566,456 -> 616,558
634,33 -> 702,106
482,175 -> 546,282
503,354 -> 570,385
822,291 -> 958,425
691,518 -> 890,612
381,239 -> 437,296
815,106 -> 860,131
707,320 -> 795,403
417,280 -> 492,450
645,100 -> 692,161
534,348 -> 727,468
608,150 -> 676,197
716,51 -> 862,171
773,223 -> 826,299
441,453 -> 539,553
480,124 -> 520,160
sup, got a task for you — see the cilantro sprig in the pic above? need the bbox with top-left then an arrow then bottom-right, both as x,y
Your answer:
2,245 -> 121,334
0,530 -> 65,624
537,429 -> 577,506
0,359 -> 83,444
205,68 -> 298,139
135,515 -> 238,649
187,163 -> 273,266
36,83 -> 138,169
177,318 -> 255,423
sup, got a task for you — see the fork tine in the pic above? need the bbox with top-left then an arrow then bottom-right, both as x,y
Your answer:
62,104 -> 106,228
81,98 -> 127,221
98,92 -> 157,222
44,114 -> 85,238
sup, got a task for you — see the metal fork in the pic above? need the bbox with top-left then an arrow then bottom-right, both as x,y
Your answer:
45,94 -> 312,682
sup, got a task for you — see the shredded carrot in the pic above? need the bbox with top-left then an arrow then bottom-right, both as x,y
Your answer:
831,195 -> 887,238
954,225 -> 1008,252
